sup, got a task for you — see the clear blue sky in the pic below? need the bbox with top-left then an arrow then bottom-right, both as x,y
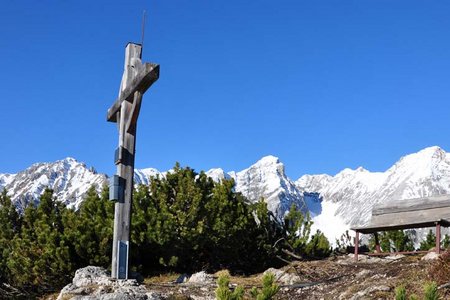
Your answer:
1,1 -> 450,179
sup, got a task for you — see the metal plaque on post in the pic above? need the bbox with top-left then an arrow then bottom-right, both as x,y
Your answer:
109,175 -> 125,202
118,240 -> 129,279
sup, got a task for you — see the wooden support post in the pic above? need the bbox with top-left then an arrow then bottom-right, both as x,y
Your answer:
354,231 -> 359,261
374,232 -> 381,253
108,43 -> 159,279
436,222 -> 441,254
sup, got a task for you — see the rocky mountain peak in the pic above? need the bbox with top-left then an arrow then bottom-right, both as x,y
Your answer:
0,158 -> 107,211
205,168 -> 230,182
231,156 -> 307,217
392,146 -> 446,169
255,155 -> 280,165
134,168 -> 163,185
205,157 -> 307,218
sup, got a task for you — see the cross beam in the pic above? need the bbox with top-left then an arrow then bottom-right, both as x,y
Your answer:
107,62 -> 159,123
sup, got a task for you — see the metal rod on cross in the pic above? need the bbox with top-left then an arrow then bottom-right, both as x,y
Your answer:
107,42 -> 159,279
141,10 -> 147,54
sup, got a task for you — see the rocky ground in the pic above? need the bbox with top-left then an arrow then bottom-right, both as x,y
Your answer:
44,253 -> 450,300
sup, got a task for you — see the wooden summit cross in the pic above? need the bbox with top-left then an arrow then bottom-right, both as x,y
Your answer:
107,42 -> 159,279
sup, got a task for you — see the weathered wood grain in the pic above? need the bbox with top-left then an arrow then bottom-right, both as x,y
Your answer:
372,195 -> 450,216
107,63 -> 159,123
352,195 -> 450,234
109,43 -> 158,279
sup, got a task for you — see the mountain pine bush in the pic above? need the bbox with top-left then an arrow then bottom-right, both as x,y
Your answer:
423,282 -> 439,300
0,163 -> 330,295
420,230 -> 437,251
250,272 -> 280,300
395,285 -> 406,300
215,274 -> 244,300
378,230 -> 414,252
305,230 -> 331,258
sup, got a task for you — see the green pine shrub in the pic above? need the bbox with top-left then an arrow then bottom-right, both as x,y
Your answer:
305,230 -> 332,258
250,272 -> 280,300
215,274 -> 244,300
6,189 -> 74,293
395,285 -> 406,300
420,230 -> 437,251
0,163 -> 329,296
378,230 -> 414,252
423,282 -> 439,300
335,230 -> 354,253
442,234 -> 450,249
395,282 -> 439,300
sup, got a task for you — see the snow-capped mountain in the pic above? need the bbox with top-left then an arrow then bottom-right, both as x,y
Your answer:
0,158 -> 107,211
206,155 -> 309,217
134,168 -> 164,186
296,146 -> 450,242
0,155 -> 308,220
2,146 -> 450,246
205,168 -> 231,182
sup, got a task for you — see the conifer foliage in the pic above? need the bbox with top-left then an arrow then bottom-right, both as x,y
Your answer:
129,163 -> 284,273
378,230 -> 414,252
7,189 -> 73,291
0,187 -> 114,294
420,230 -> 437,251
0,163 -> 331,295
0,189 -> 21,283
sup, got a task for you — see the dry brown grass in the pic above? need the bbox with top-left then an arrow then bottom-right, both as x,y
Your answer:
39,292 -> 60,300
143,272 -> 181,284
208,269 -> 263,287
429,249 -> 450,285
137,254 -> 450,299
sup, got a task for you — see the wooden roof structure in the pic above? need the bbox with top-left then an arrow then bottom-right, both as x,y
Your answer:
351,195 -> 450,260
351,195 -> 450,234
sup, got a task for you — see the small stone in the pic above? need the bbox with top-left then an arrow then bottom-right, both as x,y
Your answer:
349,285 -> 391,300
57,266 -> 166,300
356,269 -> 372,278
385,254 -> 405,261
187,271 -> 215,284
263,267 -> 300,285
175,273 -> 189,283
422,252 -> 440,260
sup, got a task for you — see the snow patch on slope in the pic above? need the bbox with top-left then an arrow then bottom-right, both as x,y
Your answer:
0,173 -> 15,188
310,200 -> 348,246
297,146 -> 450,244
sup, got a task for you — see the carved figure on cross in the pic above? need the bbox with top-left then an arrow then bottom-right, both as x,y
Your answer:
107,42 -> 159,279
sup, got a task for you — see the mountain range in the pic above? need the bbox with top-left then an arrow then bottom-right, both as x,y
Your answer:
1,146 -> 449,243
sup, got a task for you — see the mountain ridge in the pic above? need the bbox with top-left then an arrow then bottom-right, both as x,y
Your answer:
1,146 -> 450,244
296,146 -> 450,242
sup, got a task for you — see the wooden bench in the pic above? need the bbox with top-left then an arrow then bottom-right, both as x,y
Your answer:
351,195 -> 450,261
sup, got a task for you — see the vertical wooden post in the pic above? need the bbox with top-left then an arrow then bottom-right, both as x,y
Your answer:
374,232 -> 381,253
111,43 -> 143,279
354,231 -> 359,261
107,40 -> 158,280
436,222 -> 441,254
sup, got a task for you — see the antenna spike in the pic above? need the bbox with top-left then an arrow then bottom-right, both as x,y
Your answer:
141,10 -> 147,58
